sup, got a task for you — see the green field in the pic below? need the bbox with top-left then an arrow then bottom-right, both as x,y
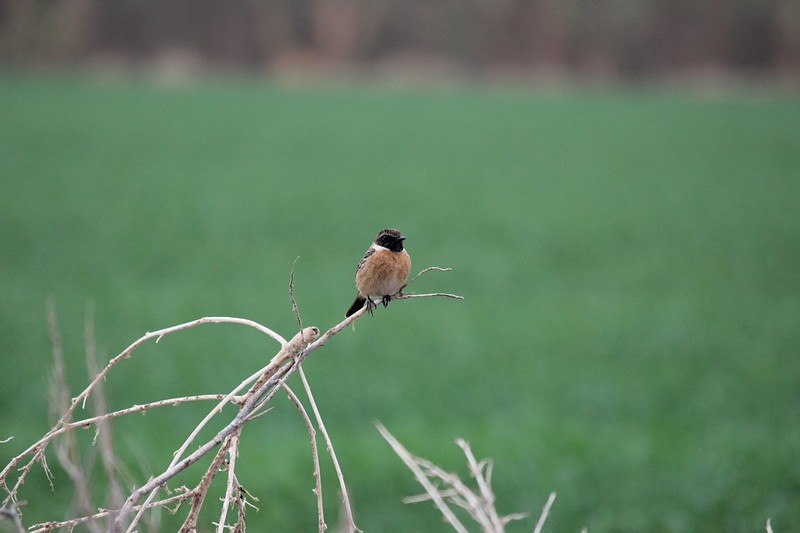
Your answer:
1,74 -> 799,531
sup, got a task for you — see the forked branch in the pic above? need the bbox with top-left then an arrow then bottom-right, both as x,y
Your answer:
376,422 -> 555,533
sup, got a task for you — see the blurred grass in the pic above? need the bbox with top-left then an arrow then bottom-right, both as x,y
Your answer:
1,74 -> 799,531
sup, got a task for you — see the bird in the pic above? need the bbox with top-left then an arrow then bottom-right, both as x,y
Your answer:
345,228 -> 412,317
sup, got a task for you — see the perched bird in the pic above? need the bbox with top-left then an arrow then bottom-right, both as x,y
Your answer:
345,228 -> 412,317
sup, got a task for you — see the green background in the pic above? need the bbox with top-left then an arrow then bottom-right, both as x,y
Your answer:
2,75 -> 799,531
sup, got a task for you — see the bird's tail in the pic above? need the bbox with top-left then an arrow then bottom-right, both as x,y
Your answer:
345,295 -> 367,317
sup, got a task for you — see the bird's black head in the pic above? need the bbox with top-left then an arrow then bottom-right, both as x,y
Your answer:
375,228 -> 406,252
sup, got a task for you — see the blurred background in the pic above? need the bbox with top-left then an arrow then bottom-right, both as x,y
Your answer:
2,0 -> 800,82
2,1 -> 799,531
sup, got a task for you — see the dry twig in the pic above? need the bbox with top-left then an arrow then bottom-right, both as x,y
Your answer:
85,305 -> 125,511
179,436 -> 234,532
27,491 -> 192,533
376,423 -> 470,533
216,432 -> 241,533
289,259 -> 356,532
283,385 -> 326,532
533,492 -> 557,533
377,423 -> 553,533
47,302 -> 100,531
118,325 -> 320,531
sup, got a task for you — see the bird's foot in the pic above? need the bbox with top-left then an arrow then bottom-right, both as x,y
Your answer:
365,297 -> 377,316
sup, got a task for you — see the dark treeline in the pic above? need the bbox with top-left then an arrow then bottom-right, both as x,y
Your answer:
2,0 -> 799,79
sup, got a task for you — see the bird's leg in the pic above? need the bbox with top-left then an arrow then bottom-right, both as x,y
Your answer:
365,297 -> 377,316
381,295 -> 392,308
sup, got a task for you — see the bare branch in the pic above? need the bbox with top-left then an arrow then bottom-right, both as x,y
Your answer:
298,366 -> 357,532
379,424 -> 540,533
85,304 -> 125,512
217,433 -> 241,533
283,384 -> 326,532
123,322 -> 299,532
376,422 -> 469,533
2,393 -> 229,510
456,439 -> 504,531
1,448 -> 46,510
1,315 -> 288,508
394,292 -> 464,301
290,256 -> 304,333
533,492 -> 557,533
116,327 -> 321,530
47,301 -> 99,531
27,491 -> 192,533
405,266 -> 453,286
398,266 -> 462,302
71,316 -> 285,425
179,435 -> 235,532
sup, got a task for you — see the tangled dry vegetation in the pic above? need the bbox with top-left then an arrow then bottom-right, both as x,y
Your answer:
0,265 -> 558,532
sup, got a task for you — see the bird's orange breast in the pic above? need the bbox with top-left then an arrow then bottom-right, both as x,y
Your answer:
356,249 -> 411,297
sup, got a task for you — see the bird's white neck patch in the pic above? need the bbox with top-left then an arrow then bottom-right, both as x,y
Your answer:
371,243 -> 390,252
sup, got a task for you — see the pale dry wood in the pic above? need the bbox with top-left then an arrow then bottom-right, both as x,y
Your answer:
533,492 -> 556,533
299,365 -> 358,532
27,491 -> 192,533
378,423 -> 549,533
1,316 -> 285,508
123,324 -> 308,532
46,302 -> 100,531
117,326 -> 321,530
216,432 -> 241,533
85,305 -> 125,511
179,436 -> 234,532
376,422 -> 469,533
289,258 -> 353,532
283,384 -> 326,533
